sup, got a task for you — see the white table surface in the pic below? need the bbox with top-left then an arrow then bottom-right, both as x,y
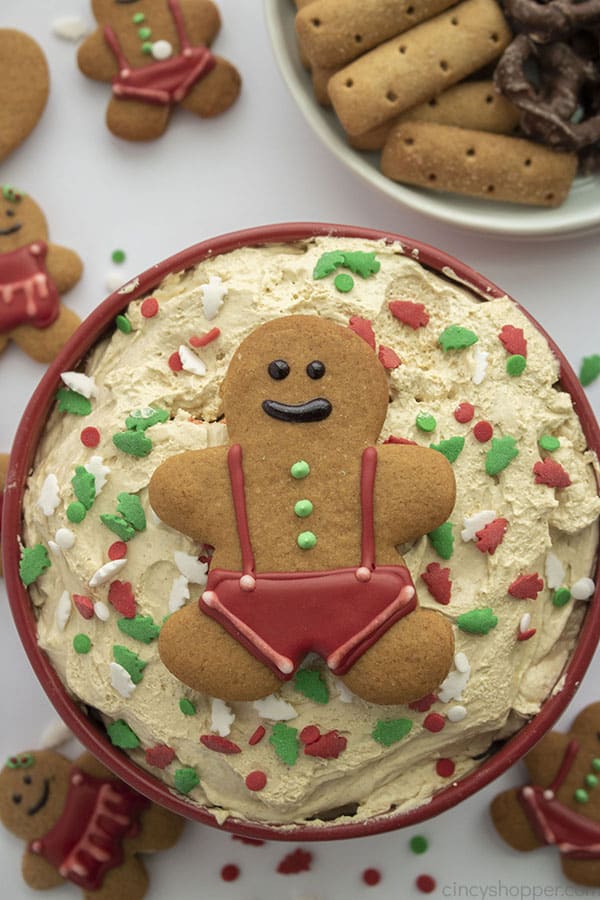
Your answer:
1,1 -> 599,898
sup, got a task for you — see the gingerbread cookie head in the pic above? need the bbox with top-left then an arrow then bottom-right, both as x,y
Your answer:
0,31 -> 49,163
0,187 -> 48,254
0,751 -> 70,842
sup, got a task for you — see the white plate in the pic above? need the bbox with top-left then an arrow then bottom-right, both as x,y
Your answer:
265,0 -> 600,239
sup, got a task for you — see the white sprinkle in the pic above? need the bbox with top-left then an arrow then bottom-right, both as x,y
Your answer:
60,371 -> 97,399
210,698 -> 235,736
572,577 -> 596,600
179,345 -> 207,376
461,510 -> 496,542
110,663 -> 136,699
55,528 -> 75,550
55,590 -> 72,631
169,574 -> 190,613
152,39 -> 173,60
94,601 -> 110,622
89,558 -> 127,588
118,277 -> 139,295
84,456 -> 110,493
253,695 -> 298,721
106,271 -> 124,292
472,347 -> 489,385
200,276 -> 227,320
37,474 -> 61,516
520,613 -> 532,632
52,15 -> 90,41
454,652 -> 470,674
40,718 -> 73,749
174,551 -> 208,585
438,666 -> 470,703
447,705 -> 467,723
545,553 -> 565,590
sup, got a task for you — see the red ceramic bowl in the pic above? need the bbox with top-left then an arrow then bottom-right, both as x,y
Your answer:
3,223 -> 600,841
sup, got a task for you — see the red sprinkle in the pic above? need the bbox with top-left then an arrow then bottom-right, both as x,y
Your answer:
304,730 -> 347,759
299,725 -> 321,745
108,541 -> 127,561
80,426 -> 100,448
475,518 -> 508,555
277,849 -> 313,875
348,315 -> 376,349
200,735 -> 242,754
141,297 -> 159,318
108,580 -> 136,618
508,573 -> 544,600
189,327 -> 221,348
378,344 -> 401,369
473,420 -> 493,442
221,864 -> 240,882
517,627 -> 537,642
409,693 -> 437,713
168,350 -> 183,372
248,725 -> 266,746
423,713 -> 445,733
499,324 -> 527,357
388,299 -> 430,329
363,868 -> 382,886
421,562 -> 451,605
416,874 -> 437,894
245,770 -> 267,791
454,402 -> 475,424
73,594 -> 94,619
383,435 -> 418,445
436,758 -> 455,778
145,745 -> 175,769
533,458 -> 572,489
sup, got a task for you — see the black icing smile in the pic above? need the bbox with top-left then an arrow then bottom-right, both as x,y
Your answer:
262,398 -> 332,423
27,779 -> 50,817
0,223 -> 22,237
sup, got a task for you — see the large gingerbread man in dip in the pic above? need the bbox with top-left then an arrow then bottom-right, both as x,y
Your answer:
150,315 -> 456,705
0,187 -> 82,363
78,0 -> 241,141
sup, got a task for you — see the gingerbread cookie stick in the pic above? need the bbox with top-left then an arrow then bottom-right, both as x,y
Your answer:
328,0 -> 512,135
0,31 -> 49,162
381,121 -> 577,206
349,81 -> 520,150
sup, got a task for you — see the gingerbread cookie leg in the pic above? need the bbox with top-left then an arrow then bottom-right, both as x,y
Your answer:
562,859 -> 600,888
11,304 -> 81,364
106,97 -> 172,142
180,57 -> 241,118
129,804 -> 185,853
341,607 -> 454,705
490,788 -> 542,851
82,853 -> 148,900
159,603 -> 280,702
22,850 -> 66,891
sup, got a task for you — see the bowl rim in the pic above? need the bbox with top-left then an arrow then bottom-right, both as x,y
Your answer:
3,221 -> 600,841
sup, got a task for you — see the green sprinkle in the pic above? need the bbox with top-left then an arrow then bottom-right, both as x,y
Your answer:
294,499 -> 313,518
439,325 -> 478,352
19,544 -> 51,586
269,723 -> 299,766
179,698 -> 196,716
580,354 -> 600,387
410,835 -> 428,854
116,315 -> 132,334
294,669 -> 329,704
592,759 -> 600,772
107,719 -> 140,749
539,435 -> 560,452
100,514 -> 136,542
138,26 -> 152,39
430,436 -> 464,464
290,460 -> 310,479
117,493 -> 146,532
125,407 -> 169,432
67,501 -> 87,524
297,531 -> 317,550
72,466 -> 96,510
428,522 -> 454,560
113,430 -> 153,457
552,587 -> 571,608
485,436 -> 519,476
372,718 -> 412,747
574,788 -> 589,804
334,272 -> 354,292
174,767 -> 200,794
57,388 -> 92,417
313,250 -> 346,279
73,634 -> 91,654
340,251 -> 380,278
132,11 -> 145,23
117,615 -> 161,644
506,354 -> 527,376
585,774 -> 598,789
111,249 -> 126,264
416,413 -> 436,433
457,608 -> 498,635
113,645 -> 147,684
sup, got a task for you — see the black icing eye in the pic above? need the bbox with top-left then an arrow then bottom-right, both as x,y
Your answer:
12,794 -> 22,805
306,360 -> 326,379
23,776 -> 32,785
268,359 -> 290,380
6,209 -> 15,218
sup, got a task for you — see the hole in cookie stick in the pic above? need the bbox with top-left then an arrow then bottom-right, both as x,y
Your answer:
354,33 -> 362,43
406,5 -> 415,13
466,147 -> 476,157
311,17 -> 321,27
439,60 -> 449,72
485,95 -> 494,104
399,45 -> 407,54
386,90 -> 398,102
451,16 -> 459,24
545,192 -> 555,202
524,158 -> 532,167
404,136 -> 415,145
490,32 -> 499,42
428,98 -> 438,107
345,78 -> 354,88
428,173 -> 437,182
486,185 -> 495,193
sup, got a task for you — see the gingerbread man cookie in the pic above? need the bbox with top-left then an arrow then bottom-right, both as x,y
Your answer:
0,749 -> 184,898
78,0 -> 241,141
0,31 -> 49,162
491,702 -> 600,887
150,315 -> 456,705
0,186 -> 82,363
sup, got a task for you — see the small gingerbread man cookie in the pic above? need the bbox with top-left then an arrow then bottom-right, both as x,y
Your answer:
0,186 -> 82,363
491,702 -> 600,887
150,315 -> 456,705
0,749 -> 185,898
78,0 -> 241,141
0,30 -> 49,162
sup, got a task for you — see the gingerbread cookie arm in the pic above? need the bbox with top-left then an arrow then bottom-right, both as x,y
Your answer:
22,848 -> 66,890
78,28 -> 119,83
490,787 -> 543,851
81,853 -> 148,900
178,0 -> 222,45
524,730 -> 573,787
46,243 -> 83,295
11,304 -> 81,364
374,443 -> 455,546
128,804 -> 185,853
73,751 -> 116,782
180,57 -> 242,118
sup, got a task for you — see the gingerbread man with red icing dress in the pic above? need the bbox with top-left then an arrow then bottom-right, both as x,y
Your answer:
0,749 -> 184,898
78,0 -> 241,141
150,315 -> 456,706
0,187 -> 82,363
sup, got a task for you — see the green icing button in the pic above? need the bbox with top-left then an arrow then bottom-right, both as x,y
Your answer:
290,460 -> 310,479
294,499 -> 313,518
132,11 -> 145,23
297,531 -> 317,550
67,501 -> 87,524
73,634 -> 91,654
138,26 -> 152,40
19,544 -> 51,586
552,587 -> 571,608
416,413 -> 436,433
141,41 -> 153,54
592,758 -> 600,772
539,435 -> 560,452
334,272 -> 354,293
506,354 -> 527,376
107,719 -> 140,749
115,315 -> 132,334
575,788 -> 589,804
179,698 -> 196,716
585,773 -> 599,789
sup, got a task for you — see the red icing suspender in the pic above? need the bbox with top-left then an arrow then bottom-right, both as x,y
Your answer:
227,444 -> 256,578
169,0 -> 191,51
360,446 -> 377,571
0,242 -> 60,333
